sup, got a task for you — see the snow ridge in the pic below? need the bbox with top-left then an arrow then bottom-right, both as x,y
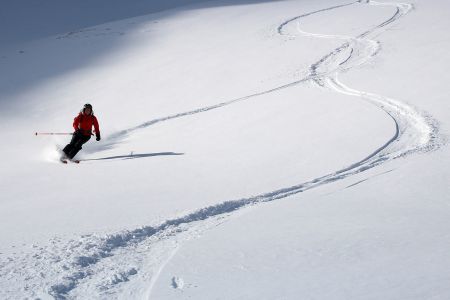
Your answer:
96,1 -> 440,161
1,1 -> 445,299
301,1 -> 441,157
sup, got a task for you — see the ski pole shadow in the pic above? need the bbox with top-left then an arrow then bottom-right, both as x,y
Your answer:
83,152 -> 184,161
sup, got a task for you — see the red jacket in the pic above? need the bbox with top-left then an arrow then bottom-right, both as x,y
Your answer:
73,112 -> 100,136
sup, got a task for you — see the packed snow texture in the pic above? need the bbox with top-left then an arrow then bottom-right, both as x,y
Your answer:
0,0 -> 449,299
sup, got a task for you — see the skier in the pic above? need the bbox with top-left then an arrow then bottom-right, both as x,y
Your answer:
61,103 -> 101,162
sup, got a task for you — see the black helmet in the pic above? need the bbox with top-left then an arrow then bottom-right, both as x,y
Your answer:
82,103 -> 93,115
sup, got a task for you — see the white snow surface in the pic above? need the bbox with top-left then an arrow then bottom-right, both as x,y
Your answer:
0,0 -> 449,299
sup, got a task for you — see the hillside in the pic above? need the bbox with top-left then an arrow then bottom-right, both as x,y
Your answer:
0,0 -> 449,299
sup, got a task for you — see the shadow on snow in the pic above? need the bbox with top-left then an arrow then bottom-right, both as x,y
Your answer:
83,152 -> 184,161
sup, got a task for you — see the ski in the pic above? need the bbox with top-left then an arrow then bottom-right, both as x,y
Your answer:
60,157 -> 80,164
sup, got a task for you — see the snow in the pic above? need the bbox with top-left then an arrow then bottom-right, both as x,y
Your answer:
0,0 -> 449,299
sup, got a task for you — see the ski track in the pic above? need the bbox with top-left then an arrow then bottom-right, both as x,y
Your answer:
1,1 -> 445,299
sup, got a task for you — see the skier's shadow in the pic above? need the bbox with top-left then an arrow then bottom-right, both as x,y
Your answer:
83,152 -> 184,161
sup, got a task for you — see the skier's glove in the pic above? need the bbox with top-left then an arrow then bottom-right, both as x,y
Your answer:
96,134 -> 101,141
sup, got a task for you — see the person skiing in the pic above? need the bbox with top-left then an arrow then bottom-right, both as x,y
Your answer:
61,103 -> 101,162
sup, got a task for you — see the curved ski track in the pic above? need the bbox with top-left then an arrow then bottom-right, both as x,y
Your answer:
0,1 -> 444,299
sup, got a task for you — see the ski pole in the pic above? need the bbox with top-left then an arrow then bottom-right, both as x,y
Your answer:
35,132 -> 73,136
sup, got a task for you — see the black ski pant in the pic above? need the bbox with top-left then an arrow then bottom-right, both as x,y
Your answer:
63,132 -> 91,159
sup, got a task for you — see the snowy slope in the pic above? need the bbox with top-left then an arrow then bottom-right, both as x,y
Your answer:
0,0 -> 449,299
